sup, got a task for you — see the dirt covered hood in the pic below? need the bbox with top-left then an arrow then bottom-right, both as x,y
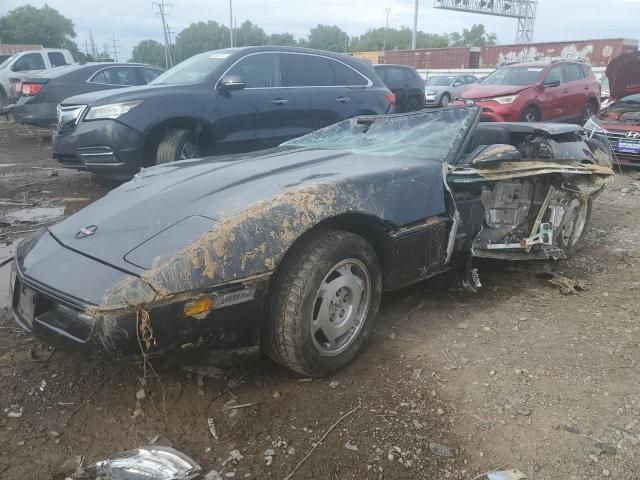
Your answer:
606,51 -> 640,100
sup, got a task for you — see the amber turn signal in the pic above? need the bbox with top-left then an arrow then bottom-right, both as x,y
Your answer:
184,298 -> 214,317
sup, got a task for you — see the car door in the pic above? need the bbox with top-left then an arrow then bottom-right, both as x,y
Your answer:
279,53 -> 346,135
451,76 -> 466,99
329,58 -> 373,117
215,52 -> 289,151
561,63 -> 588,120
539,65 -> 566,121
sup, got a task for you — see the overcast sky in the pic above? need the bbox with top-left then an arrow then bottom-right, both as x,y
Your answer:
1,0 -> 638,61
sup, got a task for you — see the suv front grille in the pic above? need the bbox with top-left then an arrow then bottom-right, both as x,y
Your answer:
605,129 -> 640,164
56,105 -> 86,135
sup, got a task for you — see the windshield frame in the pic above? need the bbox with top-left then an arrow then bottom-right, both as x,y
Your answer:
282,106 -> 481,164
151,51 -> 231,85
0,55 -> 15,70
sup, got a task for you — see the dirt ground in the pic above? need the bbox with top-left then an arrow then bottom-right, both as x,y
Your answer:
1,121 -> 640,480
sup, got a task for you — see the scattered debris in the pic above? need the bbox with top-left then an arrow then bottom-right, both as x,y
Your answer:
487,469 -> 527,480
515,405 -> 532,417
180,365 -> 224,378
412,368 -> 423,380
429,442 -> 457,458
547,273 -> 588,294
437,408 -> 445,416
207,417 -> 219,440
344,440 -> 358,451
329,380 -> 339,389
5,405 -> 23,418
204,471 -> 223,480
86,446 -> 201,479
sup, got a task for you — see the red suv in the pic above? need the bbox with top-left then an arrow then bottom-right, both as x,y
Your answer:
456,60 -> 601,124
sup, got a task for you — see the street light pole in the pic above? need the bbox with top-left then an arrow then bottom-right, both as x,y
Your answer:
411,0 -> 418,50
383,8 -> 391,52
229,0 -> 234,48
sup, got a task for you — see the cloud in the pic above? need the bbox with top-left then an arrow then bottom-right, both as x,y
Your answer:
1,0 -> 638,60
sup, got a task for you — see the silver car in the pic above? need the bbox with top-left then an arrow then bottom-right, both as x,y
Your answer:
425,75 -> 478,107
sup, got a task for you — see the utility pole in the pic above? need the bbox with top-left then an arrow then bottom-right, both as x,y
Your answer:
110,34 -> 120,62
153,0 -> 174,68
411,0 -> 418,50
383,8 -> 391,52
84,39 -> 90,58
229,0 -> 234,48
89,30 -> 97,60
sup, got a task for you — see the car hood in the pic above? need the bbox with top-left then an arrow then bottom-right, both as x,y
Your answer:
461,84 -> 529,99
606,51 -> 640,100
48,147 -> 442,276
61,84 -> 180,106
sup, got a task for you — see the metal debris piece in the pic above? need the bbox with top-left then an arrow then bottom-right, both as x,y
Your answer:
180,366 -> 224,378
547,274 -> 587,294
428,441 -> 457,458
207,417 -> 219,440
344,440 -> 358,451
87,446 -> 201,479
487,469 -> 527,480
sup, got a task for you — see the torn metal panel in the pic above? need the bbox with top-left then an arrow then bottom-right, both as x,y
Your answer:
448,161 -> 614,183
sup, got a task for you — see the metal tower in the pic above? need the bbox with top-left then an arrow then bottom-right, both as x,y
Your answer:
433,0 -> 538,44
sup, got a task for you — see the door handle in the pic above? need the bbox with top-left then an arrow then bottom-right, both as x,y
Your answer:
336,97 -> 351,103
271,98 -> 289,105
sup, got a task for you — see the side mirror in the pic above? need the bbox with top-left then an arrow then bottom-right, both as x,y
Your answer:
217,75 -> 246,92
469,144 -> 522,165
543,79 -> 561,88
453,81 -> 462,87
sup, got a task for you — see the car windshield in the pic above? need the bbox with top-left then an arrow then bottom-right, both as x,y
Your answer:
282,107 -> 478,162
619,93 -> 640,104
428,76 -> 454,86
0,55 -> 15,70
151,51 -> 229,85
482,66 -> 545,86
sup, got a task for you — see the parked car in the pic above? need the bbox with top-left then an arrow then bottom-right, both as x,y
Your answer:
10,107 -> 613,376
455,60 -> 601,123
52,46 -> 395,179
0,48 -> 74,106
584,51 -> 640,167
373,64 -> 425,112
424,74 -> 478,107
3,63 -> 164,128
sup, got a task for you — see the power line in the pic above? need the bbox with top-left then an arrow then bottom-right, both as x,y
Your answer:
110,34 -> 121,62
153,0 -> 174,68
383,8 -> 391,52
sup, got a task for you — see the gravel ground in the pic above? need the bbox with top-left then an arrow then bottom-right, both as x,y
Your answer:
1,122 -> 640,480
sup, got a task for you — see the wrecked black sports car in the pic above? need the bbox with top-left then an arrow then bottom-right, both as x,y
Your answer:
10,106 -> 613,376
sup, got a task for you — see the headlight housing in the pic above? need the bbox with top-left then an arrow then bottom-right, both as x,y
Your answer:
426,89 -> 438,95
583,116 -> 604,133
492,95 -> 517,104
84,100 -> 143,121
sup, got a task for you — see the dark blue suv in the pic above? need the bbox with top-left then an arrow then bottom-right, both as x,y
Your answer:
52,46 -> 396,178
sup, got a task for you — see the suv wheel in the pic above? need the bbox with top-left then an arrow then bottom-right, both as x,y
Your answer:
439,94 -> 451,107
520,106 -> 540,123
155,128 -> 201,165
406,97 -> 423,112
263,229 -> 382,377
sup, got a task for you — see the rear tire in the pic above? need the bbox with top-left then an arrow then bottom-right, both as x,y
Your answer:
439,93 -> 451,107
155,128 -> 201,165
520,106 -> 540,122
556,197 -> 592,257
263,229 -> 382,377
405,97 -> 423,112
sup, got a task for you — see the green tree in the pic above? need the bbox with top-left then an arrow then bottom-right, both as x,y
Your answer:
234,20 -> 267,46
447,24 -> 497,47
267,32 -> 298,47
0,4 -> 76,48
174,21 -> 230,62
307,24 -> 349,52
352,27 -> 448,51
130,39 -> 166,67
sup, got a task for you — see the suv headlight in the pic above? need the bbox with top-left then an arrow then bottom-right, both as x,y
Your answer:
84,100 -> 143,121
583,116 -> 604,133
492,95 -> 517,104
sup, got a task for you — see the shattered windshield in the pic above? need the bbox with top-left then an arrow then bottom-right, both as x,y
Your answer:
282,107 -> 478,162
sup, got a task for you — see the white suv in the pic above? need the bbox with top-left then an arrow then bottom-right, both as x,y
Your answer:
0,48 -> 75,106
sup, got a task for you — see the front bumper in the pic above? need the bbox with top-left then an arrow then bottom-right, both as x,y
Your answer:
424,93 -> 441,106
11,231 -> 266,358
454,99 -> 515,122
53,118 -> 145,178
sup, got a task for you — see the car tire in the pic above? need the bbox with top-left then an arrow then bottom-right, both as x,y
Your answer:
263,229 -> 382,377
406,97 -> 423,112
155,128 -> 201,165
439,94 -> 451,107
556,197 -> 592,257
520,106 -> 540,122
580,100 -> 598,125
